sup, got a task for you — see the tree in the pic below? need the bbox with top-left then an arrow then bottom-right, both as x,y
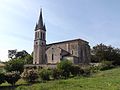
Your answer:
5,54 -> 33,73
91,43 -> 120,65
5,58 -> 25,73
24,55 -> 33,64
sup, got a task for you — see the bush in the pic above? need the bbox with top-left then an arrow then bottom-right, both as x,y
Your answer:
0,68 -> 6,73
57,60 -> 72,78
70,65 -> 84,76
89,65 -> 101,73
0,73 -> 5,85
51,68 -> 62,79
5,71 -> 20,86
21,69 -> 39,83
100,61 -> 114,71
80,66 -> 91,77
39,68 -> 51,81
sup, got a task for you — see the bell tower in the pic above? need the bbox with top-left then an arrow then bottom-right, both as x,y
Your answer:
33,9 -> 46,64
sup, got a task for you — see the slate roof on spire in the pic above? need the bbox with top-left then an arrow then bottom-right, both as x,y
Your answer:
38,8 -> 43,27
35,8 -> 46,31
35,23 -> 38,30
43,24 -> 46,31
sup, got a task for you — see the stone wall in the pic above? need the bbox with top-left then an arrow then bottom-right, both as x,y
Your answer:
46,39 -> 90,64
46,45 -> 61,64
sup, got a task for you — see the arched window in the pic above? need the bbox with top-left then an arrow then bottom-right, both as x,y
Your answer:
43,33 -> 45,40
71,50 -> 73,54
52,48 -> 54,53
35,32 -> 37,39
41,32 -> 42,39
52,48 -> 54,61
52,54 -> 54,61
36,32 -> 39,38
38,32 -> 39,38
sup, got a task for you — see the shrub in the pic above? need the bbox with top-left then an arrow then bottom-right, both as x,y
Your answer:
51,68 -> 62,79
39,68 -> 51,81
90,65 -> 101,73
70,65 -> 84,76
81,66 -> 91,77
0,73 -> 5,85
5,71 -> 20,86
21,69 -> 39,83
0,68 -> 6,73
57,60 -> 72,78
100,61 -> 114,71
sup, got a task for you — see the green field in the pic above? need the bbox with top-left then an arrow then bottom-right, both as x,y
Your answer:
1,67 -> 120,90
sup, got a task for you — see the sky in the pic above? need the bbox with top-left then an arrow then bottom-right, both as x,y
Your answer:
0,0 -> 120,61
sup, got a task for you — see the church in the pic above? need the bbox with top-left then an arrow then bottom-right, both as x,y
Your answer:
33,9 -> 90,66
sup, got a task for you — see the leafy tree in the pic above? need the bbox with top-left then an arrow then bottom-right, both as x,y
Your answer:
91,43 -> 120,65
5,58 -> 25,73
5,54 -> 33,73
24,55 -> 33,64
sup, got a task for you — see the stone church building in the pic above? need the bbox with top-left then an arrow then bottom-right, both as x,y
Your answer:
33,9 -> 90,66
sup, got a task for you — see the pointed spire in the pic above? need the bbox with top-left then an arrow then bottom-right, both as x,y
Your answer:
43,23 -> 46,31
38,8 -> 44,29
35,8 -> 46,31
35,23 -> 38,31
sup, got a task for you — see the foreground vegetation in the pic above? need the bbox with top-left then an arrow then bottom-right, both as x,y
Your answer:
0,67 -> 120,90
16,68 -> 120,90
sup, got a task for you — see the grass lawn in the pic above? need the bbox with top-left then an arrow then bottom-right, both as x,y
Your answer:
1,67 -> 120,90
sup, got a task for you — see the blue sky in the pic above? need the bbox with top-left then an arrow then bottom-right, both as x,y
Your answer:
0,0 -> 120,61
